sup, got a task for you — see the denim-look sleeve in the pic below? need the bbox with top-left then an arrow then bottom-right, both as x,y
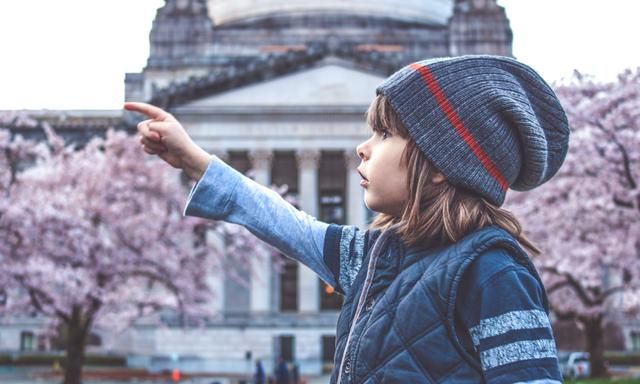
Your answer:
183,156 -> 368,294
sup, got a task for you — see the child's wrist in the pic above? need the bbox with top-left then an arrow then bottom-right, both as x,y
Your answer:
184,147 -> 211,181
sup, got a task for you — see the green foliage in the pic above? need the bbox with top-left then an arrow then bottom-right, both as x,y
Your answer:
604,351 -> 640,366
566,380 -> 640,384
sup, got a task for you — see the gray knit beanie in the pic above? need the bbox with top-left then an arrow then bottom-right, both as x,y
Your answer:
376,55 -> 570,206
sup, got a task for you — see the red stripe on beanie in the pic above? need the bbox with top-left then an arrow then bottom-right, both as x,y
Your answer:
409,63 -> 509,191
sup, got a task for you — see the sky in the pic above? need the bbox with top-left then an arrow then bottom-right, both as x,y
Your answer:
0,0 -> 639,110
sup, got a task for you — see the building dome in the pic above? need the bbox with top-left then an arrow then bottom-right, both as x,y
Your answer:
208,0 -> 454,26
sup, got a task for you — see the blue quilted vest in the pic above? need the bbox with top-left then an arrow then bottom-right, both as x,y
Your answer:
330,226 -> 548,383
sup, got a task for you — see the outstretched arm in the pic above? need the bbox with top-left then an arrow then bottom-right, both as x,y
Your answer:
185,155 -> 339,287
125,102 -> 370,294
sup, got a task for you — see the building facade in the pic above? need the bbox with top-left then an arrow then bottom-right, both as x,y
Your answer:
40,0 -> 640,377
3,0 -> 640,376
117,0 -> 513,375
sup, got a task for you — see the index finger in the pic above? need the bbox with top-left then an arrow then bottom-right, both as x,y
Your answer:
124,102 -> 174,121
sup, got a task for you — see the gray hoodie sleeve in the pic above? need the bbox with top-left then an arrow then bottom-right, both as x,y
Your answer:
183,156 -> 369,295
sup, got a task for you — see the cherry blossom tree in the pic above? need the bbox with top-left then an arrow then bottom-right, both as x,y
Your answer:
0,122 -> 271,384
506,69 -> 640,377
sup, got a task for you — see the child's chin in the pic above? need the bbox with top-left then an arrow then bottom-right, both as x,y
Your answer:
364,196 -> 384,215
363,195 -> 374,210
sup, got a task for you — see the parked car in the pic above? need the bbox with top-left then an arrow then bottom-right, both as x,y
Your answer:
558,351 -> 591,379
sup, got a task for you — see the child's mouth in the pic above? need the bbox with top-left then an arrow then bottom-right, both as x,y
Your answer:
357,169 -> 369,187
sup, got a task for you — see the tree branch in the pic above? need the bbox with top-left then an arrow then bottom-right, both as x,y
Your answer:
589,119 -> 637,190
600,285 -> 630,302
551,306 -> 579,321
16,276 -> 71,323
126,269 -> 185,317
115,227 -> 142,255
83,271 -> 108,325
546,280 -> 570,294
541,266 -> 596,306
613,195 -> 635,209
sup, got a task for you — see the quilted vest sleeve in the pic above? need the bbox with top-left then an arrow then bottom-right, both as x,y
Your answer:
445,226 -> 551,372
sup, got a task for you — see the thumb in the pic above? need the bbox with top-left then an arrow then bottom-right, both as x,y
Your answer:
147,121 -> 182,141
137,119 -> 162,142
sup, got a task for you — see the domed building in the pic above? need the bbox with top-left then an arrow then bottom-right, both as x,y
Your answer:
4,1 -> 640,373
0,0 -> 515,377
125,0 -> 512,106
121,0 -> 514,376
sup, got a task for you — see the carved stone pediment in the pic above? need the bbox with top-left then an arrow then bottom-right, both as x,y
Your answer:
181,64 -> 385,108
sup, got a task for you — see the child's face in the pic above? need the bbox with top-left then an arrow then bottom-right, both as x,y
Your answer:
356,129 -> 410,217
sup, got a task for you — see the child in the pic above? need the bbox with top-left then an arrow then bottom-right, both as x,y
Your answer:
125,55 -> 569,383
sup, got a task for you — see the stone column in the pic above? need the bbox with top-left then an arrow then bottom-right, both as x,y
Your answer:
345,151 -> 367,228
296,149 -> 321,313
205,148 -> 228,314
206,230 -> 225,314
248,149 -> 273,314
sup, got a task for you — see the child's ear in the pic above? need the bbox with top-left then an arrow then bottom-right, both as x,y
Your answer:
432,172 -> 446,184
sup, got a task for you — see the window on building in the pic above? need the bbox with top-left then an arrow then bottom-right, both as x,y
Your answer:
37,334 -> 48,351
271,151 -> 299,312
319,152 -> 346,225
222,151 -> 253,316
279,256 -> 298,312
321,335 -> 337,373
20,331 -> 34,351
320,280 -> 343,311
320,193 -> 345,224
228,151 -> 252,175
318,152 -> 347,308
224,254 -> 251,315
632,331 -> 640,352
272,151 -> 299,202
277,335 -> 295,363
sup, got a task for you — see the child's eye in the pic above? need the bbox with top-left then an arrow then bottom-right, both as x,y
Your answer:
381,130 -> 390,140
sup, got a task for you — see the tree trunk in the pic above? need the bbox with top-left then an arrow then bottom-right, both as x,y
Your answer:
582,315 -> 608,378
63,306 -> 89,384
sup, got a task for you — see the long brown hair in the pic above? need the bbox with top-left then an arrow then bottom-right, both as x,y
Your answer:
367,95 -> 540,255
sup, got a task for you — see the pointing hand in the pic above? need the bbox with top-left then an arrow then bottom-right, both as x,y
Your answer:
124,102 -> 211,180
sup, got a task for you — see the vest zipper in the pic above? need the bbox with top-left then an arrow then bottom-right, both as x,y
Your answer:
336,233 -> 388,383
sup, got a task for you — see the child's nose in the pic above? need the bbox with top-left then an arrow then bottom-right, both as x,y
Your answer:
356,142 -> 368,161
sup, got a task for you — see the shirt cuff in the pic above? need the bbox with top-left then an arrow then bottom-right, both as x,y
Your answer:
183,155 -> 241,220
